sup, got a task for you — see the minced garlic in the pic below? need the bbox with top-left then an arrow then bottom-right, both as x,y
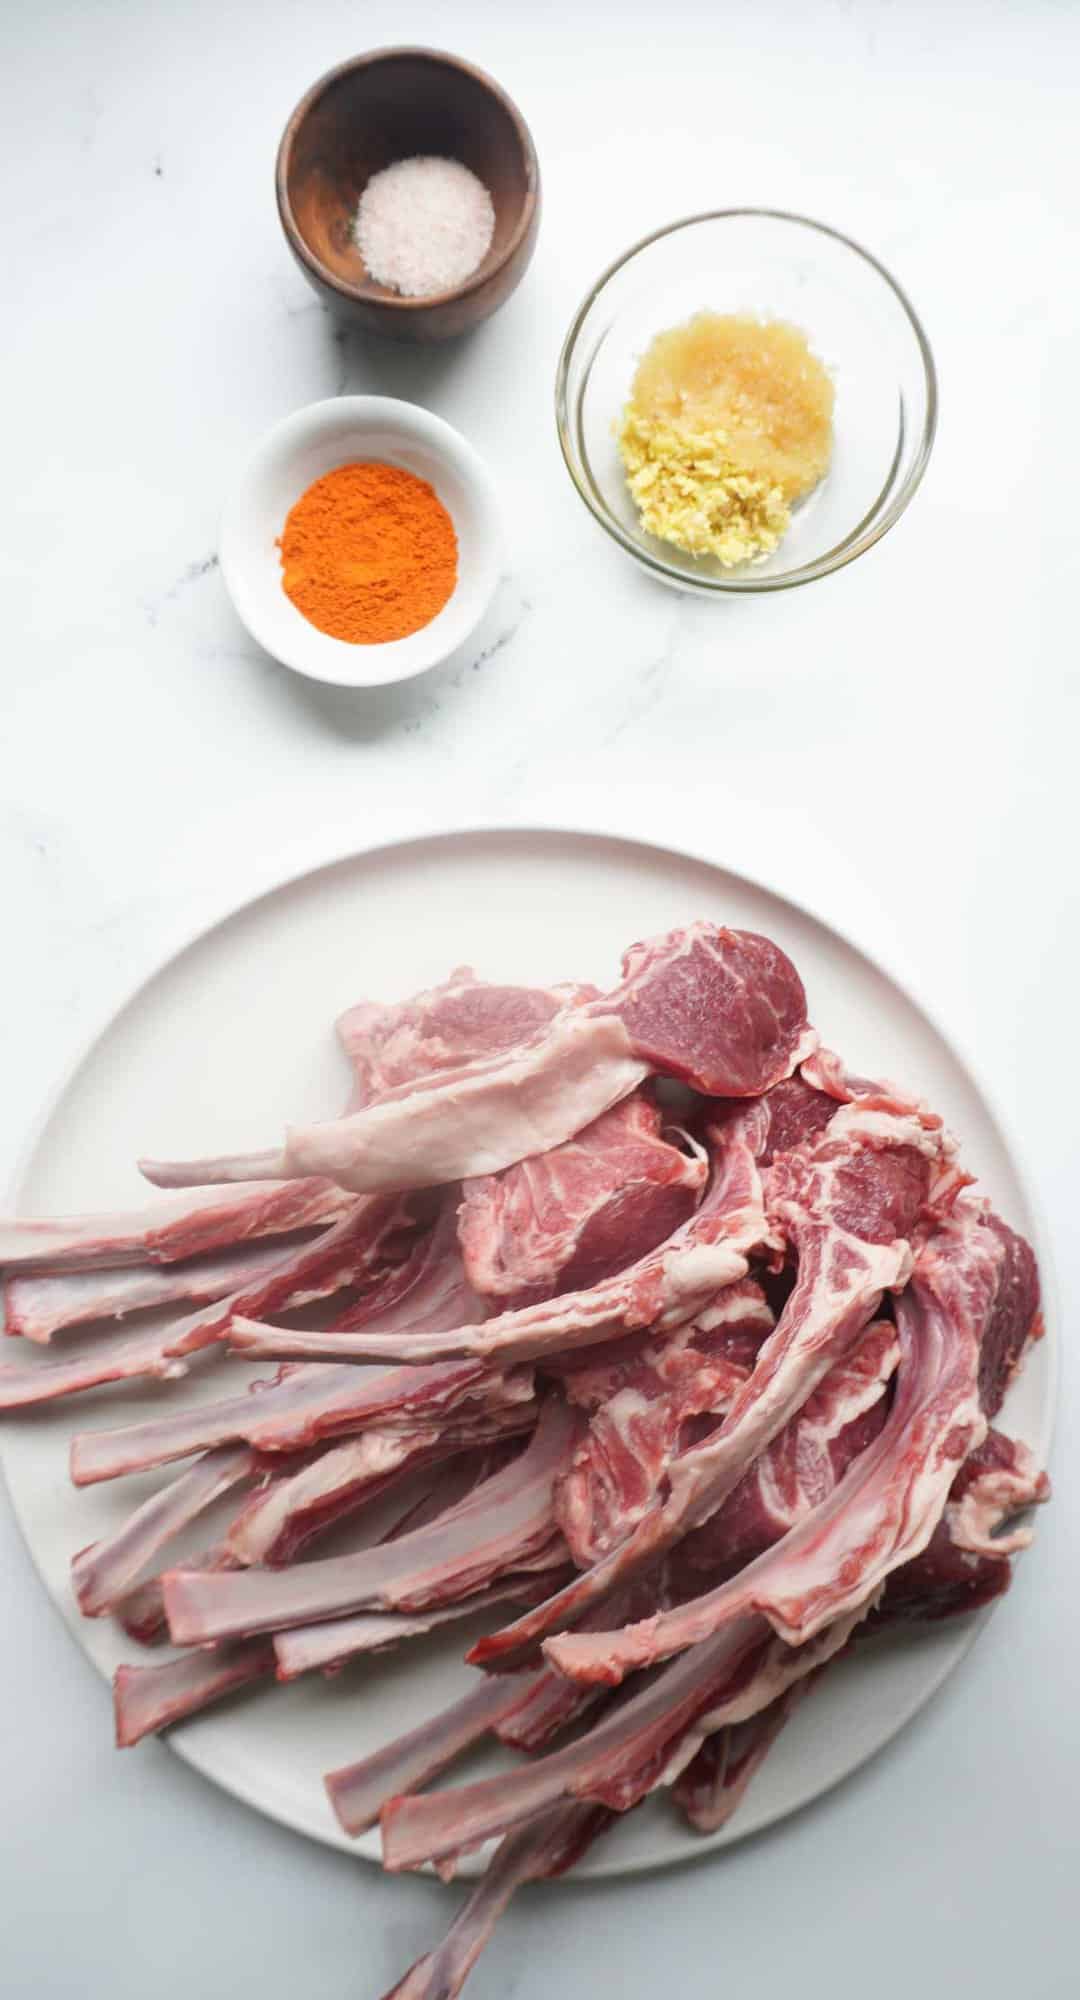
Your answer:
619,312 -> 834,566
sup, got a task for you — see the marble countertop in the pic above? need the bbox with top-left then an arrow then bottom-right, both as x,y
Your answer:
2,2 -> 1077,1995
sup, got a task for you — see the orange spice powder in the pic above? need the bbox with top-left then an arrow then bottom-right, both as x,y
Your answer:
277,461 -> 458,644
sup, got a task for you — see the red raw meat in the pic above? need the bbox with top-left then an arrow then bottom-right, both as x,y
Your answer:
554,1280 -> 774,1568
0,927 -> 1052,2000
945,1427 -> 1050,1557
458,1090 -> 706,1305
975,1215 -> 1041,1417
751,1072 -> 840,1166
610,923 -> 813,1096
876,1524 -> 1010,1623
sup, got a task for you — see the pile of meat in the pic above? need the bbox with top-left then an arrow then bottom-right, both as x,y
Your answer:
0,923 -> 1049,2000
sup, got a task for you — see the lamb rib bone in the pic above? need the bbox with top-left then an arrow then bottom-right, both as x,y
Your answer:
673,1668 -> 820,1832
378,1802 -> 614,2000
274,1584 -> 529,1682
0,1194 -> 410,1409
226,1401 -> 536,1568
70,1357 -> 533,1487
162,1399 -> 576,1646
113,1642 -> 275,1748
4,1240 -> 291,1345
325,1672 -> 541,1836
0,1318 -> 193,1412
0,1178 -> 352,1274
114,1541 -> 237,1646
72,1444 -> 255,1617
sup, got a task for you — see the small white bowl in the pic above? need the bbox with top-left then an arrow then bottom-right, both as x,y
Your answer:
219,396 -> 502,687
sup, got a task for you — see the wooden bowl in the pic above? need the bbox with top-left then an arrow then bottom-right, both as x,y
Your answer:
276,48 -> 540,343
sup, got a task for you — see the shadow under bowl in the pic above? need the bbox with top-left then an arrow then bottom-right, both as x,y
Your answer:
276,46 -> 540,343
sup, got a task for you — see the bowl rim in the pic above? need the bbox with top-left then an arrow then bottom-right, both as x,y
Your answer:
217,393 -> 503,690
275,45 -> 540,315
554,207 -> 939,594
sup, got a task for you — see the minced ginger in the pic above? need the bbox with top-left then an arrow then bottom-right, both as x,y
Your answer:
619,312 -> 834,566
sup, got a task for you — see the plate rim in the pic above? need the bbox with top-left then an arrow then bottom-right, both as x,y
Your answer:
0,819 -> 1059,1879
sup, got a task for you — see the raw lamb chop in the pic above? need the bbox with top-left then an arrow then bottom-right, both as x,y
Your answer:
69,1356 -> 532,1486
139,925 -> 813,1196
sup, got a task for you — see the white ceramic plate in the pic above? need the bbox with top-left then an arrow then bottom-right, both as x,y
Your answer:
0,828 -> 1055,1878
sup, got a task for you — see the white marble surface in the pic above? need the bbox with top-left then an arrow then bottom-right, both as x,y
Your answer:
1,1 -> 1077,1994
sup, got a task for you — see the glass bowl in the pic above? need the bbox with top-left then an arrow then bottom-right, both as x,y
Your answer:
555,210 -> 937,594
